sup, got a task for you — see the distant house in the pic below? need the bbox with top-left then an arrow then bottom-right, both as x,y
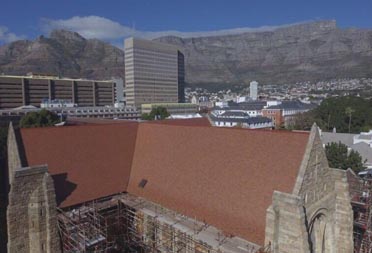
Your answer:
210,112 -> 273,129
265,100 -> 316,127
212,101 -> 266,118
262,108 -> 283,128
190,95 -> 214,108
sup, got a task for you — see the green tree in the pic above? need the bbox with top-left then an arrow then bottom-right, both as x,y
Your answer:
325,142 -> 366,173
20,109 -> 60,128
141,107 -> 170,121
345,107 -> 355,133
288,111 -> 316,131
291,96 -> 372,133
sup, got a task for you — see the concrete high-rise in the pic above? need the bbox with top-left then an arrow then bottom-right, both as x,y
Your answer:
124,38 -> 185,108
250,81 -> 258,100
0,75 -> 117,109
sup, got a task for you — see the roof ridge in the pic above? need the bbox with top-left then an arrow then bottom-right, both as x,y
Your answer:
141,122 -> 310,135
20,122 -> 139,131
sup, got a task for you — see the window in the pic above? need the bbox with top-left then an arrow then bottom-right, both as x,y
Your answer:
138,179 -> 148,188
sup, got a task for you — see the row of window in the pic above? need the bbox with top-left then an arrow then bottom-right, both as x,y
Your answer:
125,47 -> 177,58
125,64 -> 177,72
125,56 -> 177,65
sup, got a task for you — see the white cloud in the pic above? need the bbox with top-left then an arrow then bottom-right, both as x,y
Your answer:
0,26 -> 25,43
41,16 -> 134,40
40,15 -> 310,41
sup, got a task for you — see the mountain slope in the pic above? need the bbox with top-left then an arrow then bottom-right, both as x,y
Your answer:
155,20 -> 372,85
0,30 -> 124,79
1,21 -> 372,86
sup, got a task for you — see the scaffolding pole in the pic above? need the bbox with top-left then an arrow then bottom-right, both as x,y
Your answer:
57,194 -> 271,253
348,170 -> 372,253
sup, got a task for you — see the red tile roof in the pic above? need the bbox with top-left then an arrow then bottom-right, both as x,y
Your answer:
20,123 -> 138,207
19,121 -> 309,245
127,124 -> 309,245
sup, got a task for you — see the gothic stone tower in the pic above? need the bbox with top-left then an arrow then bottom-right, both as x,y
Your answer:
6,123 -> 61,253
265,124 -> 354,253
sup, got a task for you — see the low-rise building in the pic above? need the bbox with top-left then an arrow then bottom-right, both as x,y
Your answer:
262,108 -> 283,128
0,74 -> 120,109
40,99 -> 77,108
265,100 -> 316,127
212,101 -> 266,118
210,113 -> 273,129
141,103 -> 198,115
0,106 -> 140,120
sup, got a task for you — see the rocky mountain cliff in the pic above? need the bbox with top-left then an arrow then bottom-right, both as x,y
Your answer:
1,20 -> 372,86
0,30 -> 124,79
155,20 -> 372,85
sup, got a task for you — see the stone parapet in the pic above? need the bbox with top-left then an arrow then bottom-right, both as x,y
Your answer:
7,165 -> 60,253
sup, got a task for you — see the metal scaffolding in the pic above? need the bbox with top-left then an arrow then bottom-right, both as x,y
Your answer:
348,170 -> 372,253
118,194 -> 269,253
57,194 -> 271,253
57,196 -> 127,252
119,202 -> 219,253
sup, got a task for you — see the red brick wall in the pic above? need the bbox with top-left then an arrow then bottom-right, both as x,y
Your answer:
262,109 -> 283,128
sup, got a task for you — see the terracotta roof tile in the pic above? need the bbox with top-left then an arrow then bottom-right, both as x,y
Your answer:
127,124 -> 309,245
20,123 -> 138,207
19,122 -> 309,245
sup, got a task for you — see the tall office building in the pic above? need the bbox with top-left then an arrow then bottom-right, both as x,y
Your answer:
250,81 -> 258,100
124,38 -> 185,108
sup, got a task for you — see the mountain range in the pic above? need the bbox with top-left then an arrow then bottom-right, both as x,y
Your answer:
1,20 -> 372,87
0,30 -> 125,79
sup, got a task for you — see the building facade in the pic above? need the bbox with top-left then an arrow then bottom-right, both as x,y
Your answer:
250,81 -> 258,100
141,103 -> 197,115
0,75 -> 118,109
262,108 -> 283,128
124,38 -> 184,108
0,106 -> 140,121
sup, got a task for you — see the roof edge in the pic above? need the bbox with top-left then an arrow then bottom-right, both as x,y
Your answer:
292,123 -> 319,195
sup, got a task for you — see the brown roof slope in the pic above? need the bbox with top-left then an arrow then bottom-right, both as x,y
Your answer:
127,124 -> 309,245
20,123 -> 138,207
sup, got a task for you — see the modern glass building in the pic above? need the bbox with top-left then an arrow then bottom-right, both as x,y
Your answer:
124,38 -> 185,108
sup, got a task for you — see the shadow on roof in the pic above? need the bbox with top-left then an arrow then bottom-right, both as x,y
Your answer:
52,173 -> 77,206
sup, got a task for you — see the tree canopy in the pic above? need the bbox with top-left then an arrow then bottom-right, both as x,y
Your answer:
20,109 -> 60,128
325,142 -> 366,173
141,107 -> 170,121
291,96 -> 372,133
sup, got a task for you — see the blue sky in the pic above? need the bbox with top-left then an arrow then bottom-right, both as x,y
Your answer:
0,0 -> 371,46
